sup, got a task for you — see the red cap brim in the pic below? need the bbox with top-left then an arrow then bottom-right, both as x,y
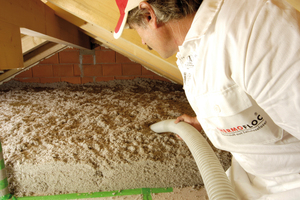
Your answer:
115,12 -> 125,34
114,0 -> 128,39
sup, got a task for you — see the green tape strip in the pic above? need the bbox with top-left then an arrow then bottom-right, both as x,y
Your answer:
0,193 -> 11,200
14,187 -> 173,200
142,188 -> 151,200
0,178 -> 8,191
0,160 -> 5,171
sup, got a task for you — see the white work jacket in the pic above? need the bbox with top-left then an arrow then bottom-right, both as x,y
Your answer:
176,0 -> 300,199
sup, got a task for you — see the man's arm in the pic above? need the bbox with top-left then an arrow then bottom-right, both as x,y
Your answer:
175,114 -> 202,132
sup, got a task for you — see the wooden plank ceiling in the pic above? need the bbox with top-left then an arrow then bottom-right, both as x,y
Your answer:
0,0 -> 299,84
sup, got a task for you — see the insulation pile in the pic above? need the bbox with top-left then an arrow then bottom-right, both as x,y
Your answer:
0,78 -> 231,197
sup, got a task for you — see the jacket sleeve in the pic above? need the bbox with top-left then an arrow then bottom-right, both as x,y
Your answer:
242,0 -> 300,139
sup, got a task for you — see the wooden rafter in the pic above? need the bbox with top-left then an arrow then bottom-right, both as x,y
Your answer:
45,0 -> 183,84
0,20 -> 23,70
0,0 -> 91,70
22,35 -> 48,55
0,0 -> 91,50
0,42 -> 67,84
285,0 -> 300,12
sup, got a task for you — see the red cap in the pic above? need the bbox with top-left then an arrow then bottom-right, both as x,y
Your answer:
114,0 -> 143,39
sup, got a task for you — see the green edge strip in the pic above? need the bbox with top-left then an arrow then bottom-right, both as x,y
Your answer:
142,188 -> 151,200
0,178 -> 8,190
14,187 -> 173,200
0,160 -> 5,170
0,194 -> 12,200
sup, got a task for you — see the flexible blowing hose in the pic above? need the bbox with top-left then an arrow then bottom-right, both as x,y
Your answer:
150,119 -> 238,200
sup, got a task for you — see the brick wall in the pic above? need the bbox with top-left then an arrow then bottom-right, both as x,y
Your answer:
14,46 -> 169,84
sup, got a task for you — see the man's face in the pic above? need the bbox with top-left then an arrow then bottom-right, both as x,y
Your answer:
132,23 -> 178,59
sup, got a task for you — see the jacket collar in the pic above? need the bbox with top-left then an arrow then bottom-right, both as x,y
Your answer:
178,0 -> 224,54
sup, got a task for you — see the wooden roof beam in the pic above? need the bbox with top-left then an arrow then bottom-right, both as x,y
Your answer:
285,0 -> 300,12
45,0 -> 183,84
0,0 -> 91,70
21,35 -> 48,55
0,0 -> 91,50
0,42 -> 67,84
0,20 -> 23,70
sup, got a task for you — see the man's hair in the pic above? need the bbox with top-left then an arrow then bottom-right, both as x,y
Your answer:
127,0 -> 203,27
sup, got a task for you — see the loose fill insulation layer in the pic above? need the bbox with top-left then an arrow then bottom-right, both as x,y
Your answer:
0,79 -> 232,197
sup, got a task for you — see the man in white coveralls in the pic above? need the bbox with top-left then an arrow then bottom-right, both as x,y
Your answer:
113,0 -> 300,199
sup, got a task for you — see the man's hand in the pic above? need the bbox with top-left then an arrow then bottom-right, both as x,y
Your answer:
175,114 -> 202,132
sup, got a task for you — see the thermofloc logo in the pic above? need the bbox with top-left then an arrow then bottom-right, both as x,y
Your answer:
217,113 -> 267,136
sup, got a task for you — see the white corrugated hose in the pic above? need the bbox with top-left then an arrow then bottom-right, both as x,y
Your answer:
150,119 -> 238,200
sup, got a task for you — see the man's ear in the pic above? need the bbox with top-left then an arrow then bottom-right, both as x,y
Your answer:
139,2 -> 158,29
